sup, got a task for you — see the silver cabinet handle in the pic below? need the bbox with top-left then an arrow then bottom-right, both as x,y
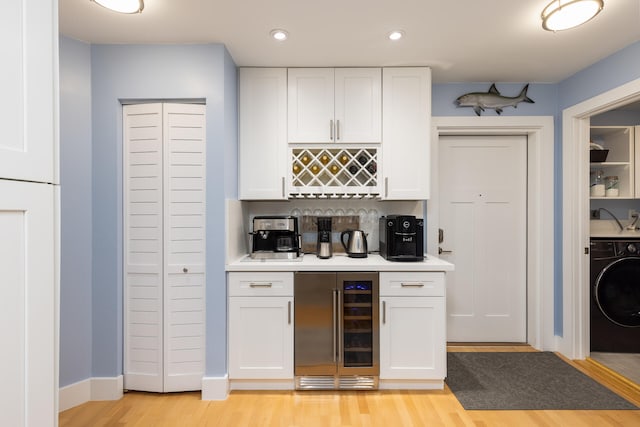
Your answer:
384,177 -> 389,198
336,119 -> 340,140
182,268 -> 188,273
401,282 -> 425,287
382,300 -> 386,324
281,176 -> 285,198
330,120 -> 334,141
438,247 -> 453,255
288,300 -> 292,324
332,290 -> 337,363
249,282 -> 273,288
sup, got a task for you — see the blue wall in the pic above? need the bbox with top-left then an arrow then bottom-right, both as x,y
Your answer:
90,43 -> 236,378
59,36 -> 93,388
432,83 -> 558,117
559,42 -> 640,110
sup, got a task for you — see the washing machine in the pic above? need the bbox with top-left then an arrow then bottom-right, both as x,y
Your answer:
590,239 -> 640,353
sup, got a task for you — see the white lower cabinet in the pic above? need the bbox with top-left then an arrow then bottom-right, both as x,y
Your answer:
379,272 -> 446,388
228,272 -> 294,387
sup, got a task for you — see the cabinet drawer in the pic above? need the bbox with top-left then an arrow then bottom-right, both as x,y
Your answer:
228,272 -> 293,296
379,272 -> 444,297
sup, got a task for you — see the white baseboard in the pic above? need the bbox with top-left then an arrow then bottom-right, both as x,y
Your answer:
378,379 -> 444,390
59,378 -> 91,412
58,375 -> 124,412
202,375 -> 229,400
230,379 -> 294,391
91,375 -> 124,400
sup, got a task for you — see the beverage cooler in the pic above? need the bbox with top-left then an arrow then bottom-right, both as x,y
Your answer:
294,272 -> 379,390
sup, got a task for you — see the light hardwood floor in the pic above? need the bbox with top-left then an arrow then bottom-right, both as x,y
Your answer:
60,347 -> 640,427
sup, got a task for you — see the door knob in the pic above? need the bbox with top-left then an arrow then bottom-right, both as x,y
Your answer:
183,267 -> 188,273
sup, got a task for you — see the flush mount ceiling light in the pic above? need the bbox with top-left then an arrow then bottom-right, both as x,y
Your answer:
541,0 -> 603,31
92,0 -> 144,14
388,30 -> 405,41
270,29 -> 289,41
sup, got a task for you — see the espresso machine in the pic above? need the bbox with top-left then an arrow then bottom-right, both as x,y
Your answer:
316,217 -> 333,259
379,215 -> 424,261
250,216 -> 301,260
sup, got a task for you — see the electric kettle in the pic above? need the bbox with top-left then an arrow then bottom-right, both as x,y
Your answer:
341,229 -> 368,258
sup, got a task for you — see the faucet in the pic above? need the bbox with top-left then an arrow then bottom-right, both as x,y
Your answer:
596,208 -> 624,232
626,213 -> 640,231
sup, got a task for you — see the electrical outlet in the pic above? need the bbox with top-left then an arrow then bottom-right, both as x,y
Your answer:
629,209 -> 638,220
591,209 -> 600,219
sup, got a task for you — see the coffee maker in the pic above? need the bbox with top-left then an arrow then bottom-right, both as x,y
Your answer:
250,216 -> 301,260
316,217 -> 333,259
379,215 -> 424,261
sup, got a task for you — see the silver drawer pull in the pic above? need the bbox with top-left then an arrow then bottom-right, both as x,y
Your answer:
401,282 -> 425,287
249,282 -> 273,288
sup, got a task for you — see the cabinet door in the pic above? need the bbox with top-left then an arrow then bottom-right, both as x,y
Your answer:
0,180 -> 56,426
288,68 -> 335,143
379,297 -> 445,380
334,68 -> 381,143
382,68 -> 431,200
239,68 -> 288,199
0,0 -> 57,184
229,297 -> 294,379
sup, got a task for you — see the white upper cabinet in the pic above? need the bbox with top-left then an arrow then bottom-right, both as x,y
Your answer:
381,68 -> 431,200
0,0 -> 58,184
239,68 -> 288,200
288,68 -> 381,143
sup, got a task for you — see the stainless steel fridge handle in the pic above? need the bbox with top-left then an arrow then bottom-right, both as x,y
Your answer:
337,289 -> 343,364
332,289 -> 337,363
288,300 -> 292,324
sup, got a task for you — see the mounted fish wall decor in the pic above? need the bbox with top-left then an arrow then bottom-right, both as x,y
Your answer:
455,83 -> 534,116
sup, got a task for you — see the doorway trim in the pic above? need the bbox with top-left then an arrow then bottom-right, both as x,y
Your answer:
560,77 -> 640,359
429,116 -> 555,351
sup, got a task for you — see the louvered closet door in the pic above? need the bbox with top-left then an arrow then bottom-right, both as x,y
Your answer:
162,103 -> 206,392
124,103 -> 165,392
124,103 -> 206,393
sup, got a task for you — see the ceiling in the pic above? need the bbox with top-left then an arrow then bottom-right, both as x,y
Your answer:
59,0 -> 640,83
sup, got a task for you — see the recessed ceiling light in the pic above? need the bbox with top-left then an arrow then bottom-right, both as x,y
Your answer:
388,30 -> 404,41
270,29 -> 289,41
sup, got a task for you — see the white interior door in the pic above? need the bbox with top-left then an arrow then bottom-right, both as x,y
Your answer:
124,103 -> 206,393
439,135 -> 527,342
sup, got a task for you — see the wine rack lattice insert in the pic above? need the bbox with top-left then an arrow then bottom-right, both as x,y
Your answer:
291,148 -> 378,192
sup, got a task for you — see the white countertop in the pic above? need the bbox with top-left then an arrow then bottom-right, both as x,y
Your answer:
590,219 -> 640,239
226,253 -> 454,272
